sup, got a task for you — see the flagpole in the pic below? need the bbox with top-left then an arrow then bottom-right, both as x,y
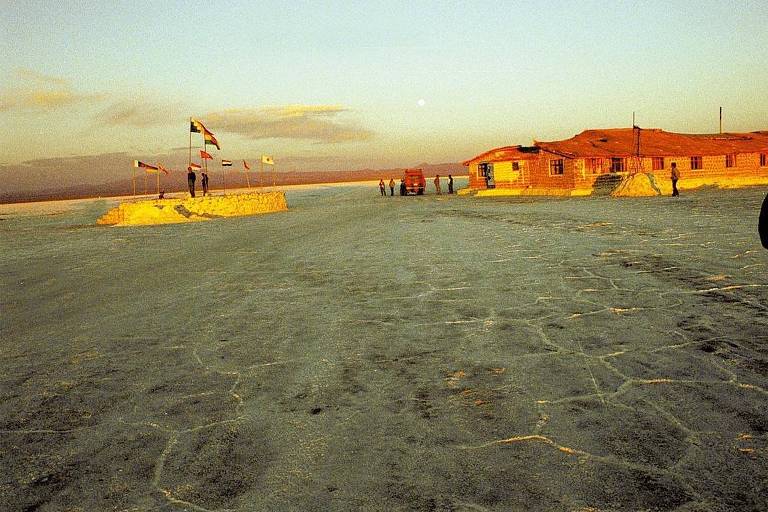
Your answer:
200,136 -> 205,197
222,159 -> 226,195
156,169 -> 160,196
143,173 -> 147,195
245,168 -> 251,189
132,167 -> 136,197
260,158 -> 263,189
188,117 -> 192,169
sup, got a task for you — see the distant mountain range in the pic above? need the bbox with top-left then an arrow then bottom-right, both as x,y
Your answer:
0,162 -> 466,204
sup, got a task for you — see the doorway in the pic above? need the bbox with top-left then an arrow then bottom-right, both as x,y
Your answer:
479,162 -> 495,189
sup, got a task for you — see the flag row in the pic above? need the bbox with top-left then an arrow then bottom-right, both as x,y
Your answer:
188,117 -> 274,167
133,160 -> 169,175
134,156 -> 273,174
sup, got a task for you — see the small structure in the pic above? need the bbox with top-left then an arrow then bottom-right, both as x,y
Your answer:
464,128 -> 768,196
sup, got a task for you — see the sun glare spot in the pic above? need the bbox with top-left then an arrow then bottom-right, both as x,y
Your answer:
417,99 -> 426,107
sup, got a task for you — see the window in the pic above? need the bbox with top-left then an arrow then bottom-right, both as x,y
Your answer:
690,156 -> 703,170
610,157 -> 625,173
549,159 -> 564,175
478,162 -> 493,177
760,153 -> 767,167
726,154 -> 736,168
585,158 -> 603,174
512,161 -> 520,171
652,157 -> 665,171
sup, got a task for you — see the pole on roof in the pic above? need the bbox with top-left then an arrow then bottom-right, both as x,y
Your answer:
719,107 -> 723,134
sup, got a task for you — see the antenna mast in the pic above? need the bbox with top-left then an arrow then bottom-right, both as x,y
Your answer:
629,113 -> 643,175
719,106 -> 723,134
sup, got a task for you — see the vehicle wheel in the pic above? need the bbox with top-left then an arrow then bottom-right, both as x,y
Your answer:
417,188 -> 424,195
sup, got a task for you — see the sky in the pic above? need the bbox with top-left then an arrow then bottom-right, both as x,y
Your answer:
1,0 -> 767,191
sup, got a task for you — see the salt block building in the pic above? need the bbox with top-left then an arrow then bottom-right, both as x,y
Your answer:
463,128 -> 768,196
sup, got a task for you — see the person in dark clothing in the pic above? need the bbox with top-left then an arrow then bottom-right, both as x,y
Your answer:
379,179 -> 386,196
760,192 -> 768,249
400,179 -> 406,196
201,172 -> 209,196
389,178 -> 395,196
448,174 -> 454,194
187,169 -> 196,197
670,162 -> 680,197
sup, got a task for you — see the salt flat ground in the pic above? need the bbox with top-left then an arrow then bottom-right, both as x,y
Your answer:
1,182 -> 767,512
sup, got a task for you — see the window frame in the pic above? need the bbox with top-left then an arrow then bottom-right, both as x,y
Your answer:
652,157 -> 665,171
549,159 -> 564,176
690,156 -> 703,170
610,157 -> 625,173
725,154 -> 736,168
760,153 -> 767,167
585,157 -> 604,175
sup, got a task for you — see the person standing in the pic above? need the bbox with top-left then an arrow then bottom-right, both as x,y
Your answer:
187,168 -> 197,198
670,162 -> 680,197
434,174 -> 441,194
760,192 -> 768,249
379,179 -> 386,197
201,172 -> 209,196
389,178 -> 395,196
448,174 -> 454,194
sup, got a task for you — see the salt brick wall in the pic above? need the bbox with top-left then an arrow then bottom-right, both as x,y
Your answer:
466,151 -> 768,192
529,155 -> 576,190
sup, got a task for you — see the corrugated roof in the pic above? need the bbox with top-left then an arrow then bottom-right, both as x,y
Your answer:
462,145 -> 540,166
536,128 -> 768,158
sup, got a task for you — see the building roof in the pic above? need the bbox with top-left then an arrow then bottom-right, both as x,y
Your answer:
462,145 -> 540,166
535,128 -> 768,158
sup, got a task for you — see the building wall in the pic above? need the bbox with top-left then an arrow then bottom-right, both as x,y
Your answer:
468,151 -> 768,194
467,163 -> 485,189
571,152 -> 768,190
467,161 -> 527,189
526,154 -> 577,191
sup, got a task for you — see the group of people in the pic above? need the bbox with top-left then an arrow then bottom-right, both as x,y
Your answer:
379,174 -> 454,196
187,169 -> 210,198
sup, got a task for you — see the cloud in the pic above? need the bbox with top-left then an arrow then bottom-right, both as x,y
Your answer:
96,100 -> 184,127
0,68 -> 103,112
14,68 -> 69,86
204,105 -> 374,143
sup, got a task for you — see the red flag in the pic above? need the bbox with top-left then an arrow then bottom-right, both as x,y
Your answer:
200,150 -> 213,160
157,164 -> 170,175
243,160 -> 250,170
188,162 -> 201,170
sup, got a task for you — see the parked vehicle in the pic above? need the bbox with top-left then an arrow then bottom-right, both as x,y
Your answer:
400,168 -> 426,195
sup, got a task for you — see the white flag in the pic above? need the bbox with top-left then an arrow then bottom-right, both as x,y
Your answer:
261,155 -> 274,165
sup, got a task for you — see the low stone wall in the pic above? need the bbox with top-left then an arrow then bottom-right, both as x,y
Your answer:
97,191 -> 288,226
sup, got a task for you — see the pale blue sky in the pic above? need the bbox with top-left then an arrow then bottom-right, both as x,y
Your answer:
1,0 -> 767,176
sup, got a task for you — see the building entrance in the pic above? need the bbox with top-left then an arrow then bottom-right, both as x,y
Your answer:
479,162 -> 495,188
